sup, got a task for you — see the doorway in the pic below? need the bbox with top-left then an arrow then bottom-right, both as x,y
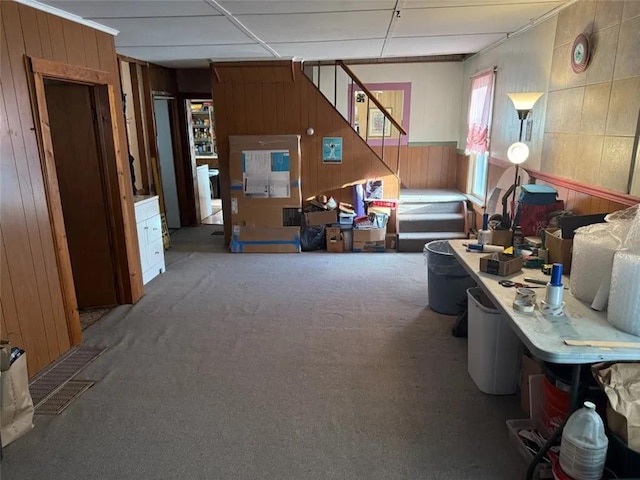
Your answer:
44,79 -> 118,309
153,97 -> 181,229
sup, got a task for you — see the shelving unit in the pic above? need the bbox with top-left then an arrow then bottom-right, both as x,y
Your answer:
187,100 -> 217,159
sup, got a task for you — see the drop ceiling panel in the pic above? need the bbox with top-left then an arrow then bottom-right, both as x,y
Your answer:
272,39 -> 386,60
102,17 -> 250,47
43,1 -> 220,18
385,33 -> 504,56
220,0 -> 396,14
117,44 -> 271,62
395,3 -> 564,37
237,11 -> 391,42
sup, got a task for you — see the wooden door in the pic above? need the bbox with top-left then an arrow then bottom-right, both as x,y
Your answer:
44,80 -> 118,308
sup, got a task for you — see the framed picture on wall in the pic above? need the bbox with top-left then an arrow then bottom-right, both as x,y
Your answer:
322,137 -> 343,163
368,108 -> 392,137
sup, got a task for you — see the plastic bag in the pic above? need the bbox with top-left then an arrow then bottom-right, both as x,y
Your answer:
570,205 -> 638,309
300,225 -> 326,251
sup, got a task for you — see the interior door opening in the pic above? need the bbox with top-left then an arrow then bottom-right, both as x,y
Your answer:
186,99 -> 223,226
44,79 -> 119,309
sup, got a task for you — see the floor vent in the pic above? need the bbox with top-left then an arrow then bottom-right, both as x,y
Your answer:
35,380 -> 95,415
29,346 -> 105,410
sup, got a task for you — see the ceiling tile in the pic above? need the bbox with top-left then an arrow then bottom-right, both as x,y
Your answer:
237,10 -> 391,42
43,1 -> 220,18
271,39 -> 386,60
219,1 -> 395,14
101,17 -> 250,47
385,34 -> 504,56
394,3 -> 564,37
117,44 -> 272,62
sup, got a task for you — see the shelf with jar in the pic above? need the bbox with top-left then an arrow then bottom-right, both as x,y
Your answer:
188,99 -> 217,159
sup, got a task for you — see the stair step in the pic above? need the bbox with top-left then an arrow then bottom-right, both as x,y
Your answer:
398,213 -> 465,233
398,202 -> 462,215
398,231 -> 467,252
399,189 -> 467,204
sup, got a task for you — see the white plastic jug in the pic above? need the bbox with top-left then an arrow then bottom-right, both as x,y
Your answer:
559,401 -> 608,480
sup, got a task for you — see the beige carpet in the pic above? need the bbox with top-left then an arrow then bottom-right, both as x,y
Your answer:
3,226 -> 525,480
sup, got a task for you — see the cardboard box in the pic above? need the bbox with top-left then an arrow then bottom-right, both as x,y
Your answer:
326,227 -> 344,253
480,252 -> 524,276
304,210 -> 337,226
385,233 -> 397,251
544,228 -> 573,273
490,229 -> 513,247
231,226 -> 300,253
520,354 -> 543,415
353,228 -> 386,252
229,135 -> 302,252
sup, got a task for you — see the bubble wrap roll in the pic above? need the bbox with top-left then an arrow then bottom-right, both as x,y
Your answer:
608,250 -> 640,336
570,226 -> 620,304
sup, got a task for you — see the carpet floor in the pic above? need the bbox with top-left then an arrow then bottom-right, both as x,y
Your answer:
3,226 -> 525,480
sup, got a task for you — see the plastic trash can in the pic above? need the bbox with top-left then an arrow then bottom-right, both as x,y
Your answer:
467,287 -> 522,394
424,240 -> 476,315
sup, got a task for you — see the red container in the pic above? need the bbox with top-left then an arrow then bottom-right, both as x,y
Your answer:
543,376 -> 570,434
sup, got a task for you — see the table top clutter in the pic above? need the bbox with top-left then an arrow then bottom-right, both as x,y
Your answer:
448,240 -> 640,364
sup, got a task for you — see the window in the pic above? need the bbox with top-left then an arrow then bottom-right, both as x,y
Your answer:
465,70 -> 495,201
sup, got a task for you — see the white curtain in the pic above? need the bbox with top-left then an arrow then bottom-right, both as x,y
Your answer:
465,70 -> 495,155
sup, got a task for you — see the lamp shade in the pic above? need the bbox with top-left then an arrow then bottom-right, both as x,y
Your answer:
507,92 -> 544,111
507,142 -> 529,164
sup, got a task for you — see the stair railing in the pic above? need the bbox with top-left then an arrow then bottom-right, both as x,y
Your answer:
305,60 -> 406,179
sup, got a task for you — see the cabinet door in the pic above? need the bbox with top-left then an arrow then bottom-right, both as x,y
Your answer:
146,214 -> 163,244
136,221 -> 149,271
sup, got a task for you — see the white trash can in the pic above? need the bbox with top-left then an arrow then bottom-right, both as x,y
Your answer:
467,287 -> 521,395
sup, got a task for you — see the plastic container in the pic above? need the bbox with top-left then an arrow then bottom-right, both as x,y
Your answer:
467,287 -> 521,394
559,402 -> 608,480
506,418 -> 554,479
424,241 -> 476,315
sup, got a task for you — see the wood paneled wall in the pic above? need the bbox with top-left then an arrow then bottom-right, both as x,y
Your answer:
211,60 -> 400,243
373,144 -> 459,190
149,64 -> 177,95
1,1 -> 140,375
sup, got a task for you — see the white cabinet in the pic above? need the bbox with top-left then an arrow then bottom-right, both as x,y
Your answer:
134,195 -> 166,285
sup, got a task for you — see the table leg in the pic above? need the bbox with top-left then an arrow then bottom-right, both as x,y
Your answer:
525,364 -> 581,480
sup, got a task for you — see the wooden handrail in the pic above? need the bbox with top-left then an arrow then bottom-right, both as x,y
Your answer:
337,60 -> 407,136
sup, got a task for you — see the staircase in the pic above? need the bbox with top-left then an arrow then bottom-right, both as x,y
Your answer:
397,189 -> 468,252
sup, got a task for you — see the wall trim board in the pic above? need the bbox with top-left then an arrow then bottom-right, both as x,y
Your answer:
30,57 -> 112,84
527,170 -> 640,208
486,153 -> 639,207
410,141 -> 458,147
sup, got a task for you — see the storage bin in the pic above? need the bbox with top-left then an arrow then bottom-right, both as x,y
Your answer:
467,287 -> 521,394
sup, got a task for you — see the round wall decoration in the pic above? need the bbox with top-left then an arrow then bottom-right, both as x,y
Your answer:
571,34 -> 590,73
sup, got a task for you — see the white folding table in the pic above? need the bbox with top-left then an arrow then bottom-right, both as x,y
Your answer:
447,240 -> 640,479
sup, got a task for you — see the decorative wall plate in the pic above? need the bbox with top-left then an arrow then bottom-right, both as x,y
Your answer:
571,34 -> 590,73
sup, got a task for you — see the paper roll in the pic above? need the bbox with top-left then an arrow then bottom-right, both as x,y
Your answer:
513,299 -> 535,313
515,288 -> 537,303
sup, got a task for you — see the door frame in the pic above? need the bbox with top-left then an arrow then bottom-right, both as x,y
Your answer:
26,56 -> 143,346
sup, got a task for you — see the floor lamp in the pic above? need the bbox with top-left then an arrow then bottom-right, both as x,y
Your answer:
500,92 -> 543,229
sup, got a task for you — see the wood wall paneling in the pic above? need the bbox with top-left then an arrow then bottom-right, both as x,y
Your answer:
0,0 -> 142,374
211,61 -> 402,243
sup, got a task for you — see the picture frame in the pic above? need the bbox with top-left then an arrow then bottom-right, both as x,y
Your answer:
368,108 -> 392,137
322,137 -> 343,163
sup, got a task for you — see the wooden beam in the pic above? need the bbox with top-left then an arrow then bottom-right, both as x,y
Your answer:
30,70 -> 82,346
129,62 -> 150,192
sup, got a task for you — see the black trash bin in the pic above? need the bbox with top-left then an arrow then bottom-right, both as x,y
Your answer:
424,240 -> 476,315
